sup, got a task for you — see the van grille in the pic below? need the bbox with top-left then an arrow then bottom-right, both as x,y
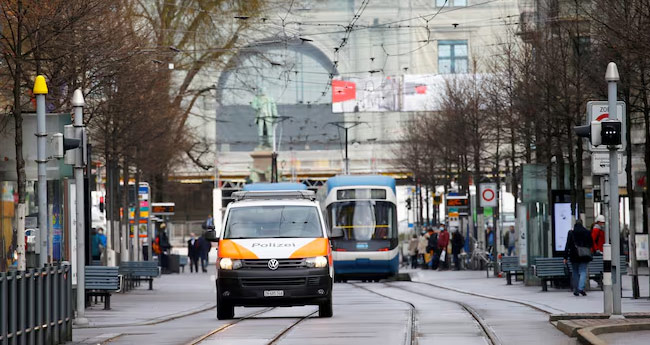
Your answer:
241,259 -> 307,269
240,277 -> 307,287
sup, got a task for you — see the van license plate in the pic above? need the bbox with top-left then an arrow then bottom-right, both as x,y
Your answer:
264,290 -> 284,297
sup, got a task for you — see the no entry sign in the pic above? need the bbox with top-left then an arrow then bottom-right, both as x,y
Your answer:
480,183 -> 497,208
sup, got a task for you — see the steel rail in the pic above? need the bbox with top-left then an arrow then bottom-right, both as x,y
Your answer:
350,283 -> 418,345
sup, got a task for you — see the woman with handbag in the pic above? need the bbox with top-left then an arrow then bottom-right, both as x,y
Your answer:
563,220 -> 594,296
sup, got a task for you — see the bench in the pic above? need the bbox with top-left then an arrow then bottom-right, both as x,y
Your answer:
180,256 -> 188,273
85,266 -> 119,310
119,261 -> 160,290
533,256 -> 628,291
501,256 -> 524,285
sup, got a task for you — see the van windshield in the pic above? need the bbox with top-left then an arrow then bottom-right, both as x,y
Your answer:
224,205 -> 323,239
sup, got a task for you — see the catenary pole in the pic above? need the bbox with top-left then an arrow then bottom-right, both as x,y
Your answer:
72,89 -> 89,325
34,76 -> 49,267
605,62 -> 623,317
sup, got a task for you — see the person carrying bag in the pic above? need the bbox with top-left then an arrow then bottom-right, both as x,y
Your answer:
563,220 -> 594,296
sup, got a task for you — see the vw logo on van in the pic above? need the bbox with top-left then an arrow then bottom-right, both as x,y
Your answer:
267,259 -> 279,270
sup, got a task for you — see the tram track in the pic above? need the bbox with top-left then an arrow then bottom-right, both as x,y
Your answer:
405,280 -> 558,315
382,282 -> 502,345
349,283 -> 418,345
186,307 -> 317,345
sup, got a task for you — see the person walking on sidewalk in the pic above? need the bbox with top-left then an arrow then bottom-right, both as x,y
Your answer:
591,215 -> 606,254
437,225 -> 450,270
417,231 -> 428,269
198,233 -> 211,272
408,234 -> 419,268
427,227 -> 439,270
504,226 -> 516,256
187,233 -> 201,273
451,229 -> 464,270
564,220 -> 594,296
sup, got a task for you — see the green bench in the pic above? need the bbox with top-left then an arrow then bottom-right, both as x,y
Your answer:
85,266 -> 120,310
501,256 -> 524,285
533,256 -> 627,291
119,261 -> 160,290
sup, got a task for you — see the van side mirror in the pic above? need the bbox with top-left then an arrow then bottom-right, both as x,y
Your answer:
330,227 -> 344,239
203,229 -> 219,242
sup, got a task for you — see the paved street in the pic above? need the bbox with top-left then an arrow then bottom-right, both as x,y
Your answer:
69,266 -> 650,345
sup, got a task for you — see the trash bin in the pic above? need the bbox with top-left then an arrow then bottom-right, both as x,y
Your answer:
168,254 -> 180,273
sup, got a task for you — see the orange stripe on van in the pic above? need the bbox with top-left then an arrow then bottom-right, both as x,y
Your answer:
289,238 -> 329,258
218,240 -> 258,259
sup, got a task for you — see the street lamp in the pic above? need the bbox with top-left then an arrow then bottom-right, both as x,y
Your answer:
326,121 -> 367,175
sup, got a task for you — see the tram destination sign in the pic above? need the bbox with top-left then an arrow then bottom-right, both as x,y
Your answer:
446,194 -> 469,215
151,202 -> 175,216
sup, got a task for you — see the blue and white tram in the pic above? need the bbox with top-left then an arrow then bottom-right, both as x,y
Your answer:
322,175 -> 399,281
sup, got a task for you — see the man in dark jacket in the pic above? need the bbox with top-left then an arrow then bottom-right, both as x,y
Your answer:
564,221 -> 594,296
198,234 -> 211,273
187,233 -> 200,273
427,228 -> 439,269
451,230 -> 464,270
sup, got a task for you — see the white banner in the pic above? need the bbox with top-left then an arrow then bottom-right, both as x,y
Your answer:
517,205 -> 528,267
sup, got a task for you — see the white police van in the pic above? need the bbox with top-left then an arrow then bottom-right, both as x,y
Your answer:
204,183 -> 341,320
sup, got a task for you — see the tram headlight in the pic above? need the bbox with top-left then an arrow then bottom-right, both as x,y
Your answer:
305,256 -> 328,268
219,258 -> 242,270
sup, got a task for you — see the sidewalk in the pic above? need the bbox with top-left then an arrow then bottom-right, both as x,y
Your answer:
405,267 -> 650,344
76,267 -> 216,329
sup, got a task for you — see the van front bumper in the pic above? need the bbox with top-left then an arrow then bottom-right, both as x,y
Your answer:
216,268 -> 332,307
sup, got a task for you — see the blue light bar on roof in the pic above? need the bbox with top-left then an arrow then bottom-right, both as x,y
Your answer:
242,182 -> 308,191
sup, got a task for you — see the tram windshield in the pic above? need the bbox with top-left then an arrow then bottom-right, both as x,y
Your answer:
224,206 -> 323,239
328,201 -> 397,241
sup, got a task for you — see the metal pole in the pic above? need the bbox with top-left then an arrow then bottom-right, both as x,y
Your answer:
602,175 -> 613,314
606,62 -> 622,317
344,127 -> 349,174
34,76 -> 48,267
72,89 -> 88,325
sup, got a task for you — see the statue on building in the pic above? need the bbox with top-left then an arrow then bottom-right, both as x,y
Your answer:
250,88 -> 278,149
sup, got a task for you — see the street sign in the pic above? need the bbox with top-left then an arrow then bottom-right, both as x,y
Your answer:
479,183 -> 497,208
591,152 -> 623,175
587,101 -> 626,152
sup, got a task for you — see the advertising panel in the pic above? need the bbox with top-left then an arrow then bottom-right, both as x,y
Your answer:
332,76 -> 400,113
402,74 -> 445,112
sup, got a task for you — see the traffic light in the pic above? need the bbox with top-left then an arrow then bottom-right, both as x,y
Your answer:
406,197 -> 412,210
601,121 -> 622,146
574,121 -> 602,146
63,125 -> 81,165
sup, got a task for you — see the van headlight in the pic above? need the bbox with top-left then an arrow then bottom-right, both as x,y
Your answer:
219,258 -> 242,270
305,256 -> 328,268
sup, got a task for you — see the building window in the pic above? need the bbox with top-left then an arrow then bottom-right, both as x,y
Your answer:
436,0 -> 467,6
438,40 -> 468,74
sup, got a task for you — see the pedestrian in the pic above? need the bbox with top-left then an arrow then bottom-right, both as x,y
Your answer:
504,226 -> 516,256
451,229 -> 464,270
437,225 -> 450,270
90,228 -> 101,262
564,220 -> 594,296
187,232 -> 200,273
591,215 -> 606,254
142,238 -> 149,261
198,233 -> 211,272
486,226 -> 495,256
417,231 -> 428,269
427,227 -> 439,270
202,214 -> 215,230
408,234 -> 419,268
156,223 -> 172,273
